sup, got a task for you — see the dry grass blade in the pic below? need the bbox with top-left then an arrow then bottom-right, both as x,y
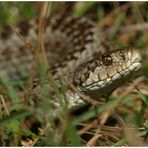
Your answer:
65,80 -> 103,106
120,22 -> 148,33
37,2 -> 65,105
9,25 -> 36,57
0,94 -> 10,116
113,112 -> 147,146
38,2 -> 51,66
9,24 -> 44,107
8,25 -> 38,105
104,77 -> 145,120
98,2 -> 143,27
21,138 -> 38,147
78,119 -> 99,136
86,134 -> 102,146
115,76 -> 144,99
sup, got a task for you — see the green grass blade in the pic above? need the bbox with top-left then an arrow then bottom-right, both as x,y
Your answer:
0,109 -> 31,125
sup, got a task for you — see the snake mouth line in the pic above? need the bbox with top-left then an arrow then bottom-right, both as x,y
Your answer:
78,62 -> 141,92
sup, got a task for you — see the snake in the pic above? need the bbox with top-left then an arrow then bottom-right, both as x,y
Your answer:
0,14 -> 142,115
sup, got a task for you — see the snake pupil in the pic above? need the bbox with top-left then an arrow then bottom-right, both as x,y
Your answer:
102,56 -> 112,66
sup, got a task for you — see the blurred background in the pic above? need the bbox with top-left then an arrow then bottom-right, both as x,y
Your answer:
0,2 -> 148,49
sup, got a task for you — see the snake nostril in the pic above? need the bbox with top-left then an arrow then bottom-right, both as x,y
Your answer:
119,52 -> 126,61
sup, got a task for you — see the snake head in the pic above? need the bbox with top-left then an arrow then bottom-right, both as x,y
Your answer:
73,48 -> 142,99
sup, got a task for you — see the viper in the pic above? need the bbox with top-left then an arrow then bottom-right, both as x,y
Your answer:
0,14 -> 142,115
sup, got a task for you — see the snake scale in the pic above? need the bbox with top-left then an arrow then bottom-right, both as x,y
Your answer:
0,14 -> 142,115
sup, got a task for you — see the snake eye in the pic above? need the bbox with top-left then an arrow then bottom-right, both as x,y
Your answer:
102,56 -> 113,66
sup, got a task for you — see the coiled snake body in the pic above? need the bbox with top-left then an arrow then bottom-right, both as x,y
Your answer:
0,15 -> 142,114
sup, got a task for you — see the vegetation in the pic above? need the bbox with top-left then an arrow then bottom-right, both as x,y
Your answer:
0,2 -> 148,146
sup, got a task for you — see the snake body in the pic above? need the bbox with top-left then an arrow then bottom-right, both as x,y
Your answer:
0,15 -> 142,113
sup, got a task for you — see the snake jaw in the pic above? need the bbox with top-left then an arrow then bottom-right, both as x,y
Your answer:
130,48 -> 142,71
73,48 -> 142,99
